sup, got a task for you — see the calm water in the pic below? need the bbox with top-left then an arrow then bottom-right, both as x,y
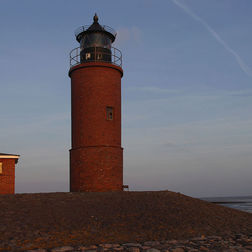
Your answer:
201,196 -> 252,213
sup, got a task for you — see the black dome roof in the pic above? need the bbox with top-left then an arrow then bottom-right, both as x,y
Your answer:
75,14 -> 116,43
87,14 -> 104,32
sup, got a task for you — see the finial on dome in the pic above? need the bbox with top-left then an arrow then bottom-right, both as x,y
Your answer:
93,13 -> 98,23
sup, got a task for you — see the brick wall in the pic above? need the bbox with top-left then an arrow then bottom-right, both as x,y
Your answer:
70,146 -> 123,192
69,62 -> 123,192
0,159 -> 15,194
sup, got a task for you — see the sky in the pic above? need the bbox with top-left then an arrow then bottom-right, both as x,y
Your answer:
0,0 -> 252,197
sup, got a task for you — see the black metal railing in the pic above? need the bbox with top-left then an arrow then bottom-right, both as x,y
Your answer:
69,46 -> 122,68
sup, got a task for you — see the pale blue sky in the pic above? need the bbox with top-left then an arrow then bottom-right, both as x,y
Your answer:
1,0 -> 252,197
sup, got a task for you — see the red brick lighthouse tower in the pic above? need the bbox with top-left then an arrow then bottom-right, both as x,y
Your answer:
69,14 -> 123,192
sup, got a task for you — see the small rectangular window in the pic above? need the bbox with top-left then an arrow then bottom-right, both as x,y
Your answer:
106,107 -> 114,120
97,53 -> 102,60
0,163 -> 2,174
85,53 -> 91,60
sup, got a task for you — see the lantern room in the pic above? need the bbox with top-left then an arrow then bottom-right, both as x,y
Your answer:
75,14 -> 117,63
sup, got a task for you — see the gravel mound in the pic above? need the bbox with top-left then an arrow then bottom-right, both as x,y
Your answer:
0,191 -> 251,251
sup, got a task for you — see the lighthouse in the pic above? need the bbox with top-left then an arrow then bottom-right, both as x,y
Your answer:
69,14 -> 123,192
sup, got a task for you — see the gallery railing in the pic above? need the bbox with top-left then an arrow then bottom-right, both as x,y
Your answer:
69,46 -> 122,68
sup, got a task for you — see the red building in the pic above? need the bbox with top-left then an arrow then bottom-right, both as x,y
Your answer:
0,153 -> 19,194
69,14 -> 123,192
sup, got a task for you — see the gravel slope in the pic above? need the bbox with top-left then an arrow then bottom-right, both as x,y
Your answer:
0,191 -> 251,251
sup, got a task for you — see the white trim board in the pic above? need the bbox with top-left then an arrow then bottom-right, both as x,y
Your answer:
0,155 -> 19,159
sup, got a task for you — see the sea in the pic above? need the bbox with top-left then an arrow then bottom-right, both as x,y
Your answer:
200,195 -> 252,213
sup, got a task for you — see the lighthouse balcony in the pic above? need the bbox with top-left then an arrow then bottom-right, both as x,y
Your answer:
70,46 -> 122,68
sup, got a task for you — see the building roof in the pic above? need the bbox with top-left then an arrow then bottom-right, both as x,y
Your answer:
75,14 -> 116,43
0,153 -> 20,161
87,14 -> 106,32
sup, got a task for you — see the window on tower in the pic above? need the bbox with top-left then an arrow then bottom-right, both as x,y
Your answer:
0,163 -> 2,174
85,53 -> 91,60
106,107 -> 114,120
97,53 -> 103,60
